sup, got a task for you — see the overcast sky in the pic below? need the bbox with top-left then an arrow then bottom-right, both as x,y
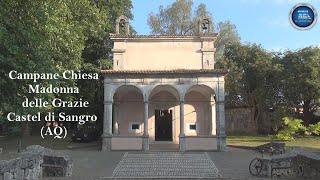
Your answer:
131,0 -> 320,51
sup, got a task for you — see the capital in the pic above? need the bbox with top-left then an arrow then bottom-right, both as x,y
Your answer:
216,100 -> 225,104
104,100 -> 113,105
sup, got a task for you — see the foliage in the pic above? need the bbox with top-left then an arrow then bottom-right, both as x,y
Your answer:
215,21 -> 240,61
76,0 -> 133,131
148,0 -> 196,35
217,43 -> 283,132
276,117 -> 306,140
281,47 -> 320,124
218,44 -> 320,133
0,0 -> 134,134
0,0 -> 105,120
307,122 -> 320,135
147,0 -> 240,61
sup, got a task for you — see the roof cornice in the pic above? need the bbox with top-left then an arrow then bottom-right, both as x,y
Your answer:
109,33 -> 218,41
101,69 -> 228,76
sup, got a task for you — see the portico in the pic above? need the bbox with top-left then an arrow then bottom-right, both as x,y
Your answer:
101,15 -> 227,151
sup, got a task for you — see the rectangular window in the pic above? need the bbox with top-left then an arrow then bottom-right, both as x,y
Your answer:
129,122 -> 141,133
131,124 -> 140,130
189,124 -> 197,130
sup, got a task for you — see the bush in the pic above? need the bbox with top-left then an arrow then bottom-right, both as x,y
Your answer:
307,122 -> 320,135
276,117 -> 306,141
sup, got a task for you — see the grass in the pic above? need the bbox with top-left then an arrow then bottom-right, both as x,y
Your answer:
227,135 -> 320,150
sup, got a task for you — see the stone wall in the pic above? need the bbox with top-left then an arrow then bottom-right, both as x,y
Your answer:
0,145 -> 72,180
225,107 -> 258,135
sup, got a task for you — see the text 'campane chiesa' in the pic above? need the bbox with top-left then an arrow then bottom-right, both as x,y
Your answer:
101,15 -> 227,151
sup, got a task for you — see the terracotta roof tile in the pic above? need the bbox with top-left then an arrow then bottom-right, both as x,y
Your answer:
101,69 -> 228,75
109,33 -> 218,39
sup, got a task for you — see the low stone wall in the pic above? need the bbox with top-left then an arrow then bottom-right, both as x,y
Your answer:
252,148 -> 320,178
111,136 -> 143,150
185,136 -> 217,151
0,145 -> 72,180
225,107 -> 258,135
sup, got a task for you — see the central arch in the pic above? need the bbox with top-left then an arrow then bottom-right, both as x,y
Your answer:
148,85 -> 181,145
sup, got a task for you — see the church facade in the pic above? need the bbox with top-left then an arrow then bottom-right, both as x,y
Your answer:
101,15 -> 227,151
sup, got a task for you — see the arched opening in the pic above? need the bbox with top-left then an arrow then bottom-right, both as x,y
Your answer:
148,85 -> 180,146
184,85 -> 215,136
113,85 -> 144,136
116,15 -> 130,35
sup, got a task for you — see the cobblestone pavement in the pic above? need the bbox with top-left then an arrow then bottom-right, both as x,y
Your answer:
110,152 -> 222,179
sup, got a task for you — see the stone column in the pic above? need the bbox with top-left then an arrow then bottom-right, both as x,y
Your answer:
179,100 -> 186,152
216,81 -> 227,151
216,101 -> 226,151
102,100 -> 112,151
211,100 -> 216,136
143,101 -> 149,151
102,82 -> 113,151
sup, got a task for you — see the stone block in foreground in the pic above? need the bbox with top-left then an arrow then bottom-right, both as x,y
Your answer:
0,145 -> 72,180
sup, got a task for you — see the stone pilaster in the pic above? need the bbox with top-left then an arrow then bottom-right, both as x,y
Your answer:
216,80 -> 227,151
102,100 -> 113,151
200,37 -> 216,69
112,49 -> 125,70
102,81 -> 113,151
103,101 -> 113,136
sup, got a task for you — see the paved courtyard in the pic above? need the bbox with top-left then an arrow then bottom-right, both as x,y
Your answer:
0,137 -> 273,179
52,147 -> 273,180
110,152 -> 221,179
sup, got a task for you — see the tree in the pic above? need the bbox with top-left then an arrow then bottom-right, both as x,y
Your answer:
147,0 -> 240,61
282,47 -> 320,124
82,0 -> 134,66
148,0 -> 195,35
0,0 -> 112,135
217,43 -> 283,132
77,0 -> 134,131
215,21 -> 241,61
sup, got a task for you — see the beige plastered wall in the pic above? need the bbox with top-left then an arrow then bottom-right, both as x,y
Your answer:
112,38 -> 215,70
124,41 -> 202,70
